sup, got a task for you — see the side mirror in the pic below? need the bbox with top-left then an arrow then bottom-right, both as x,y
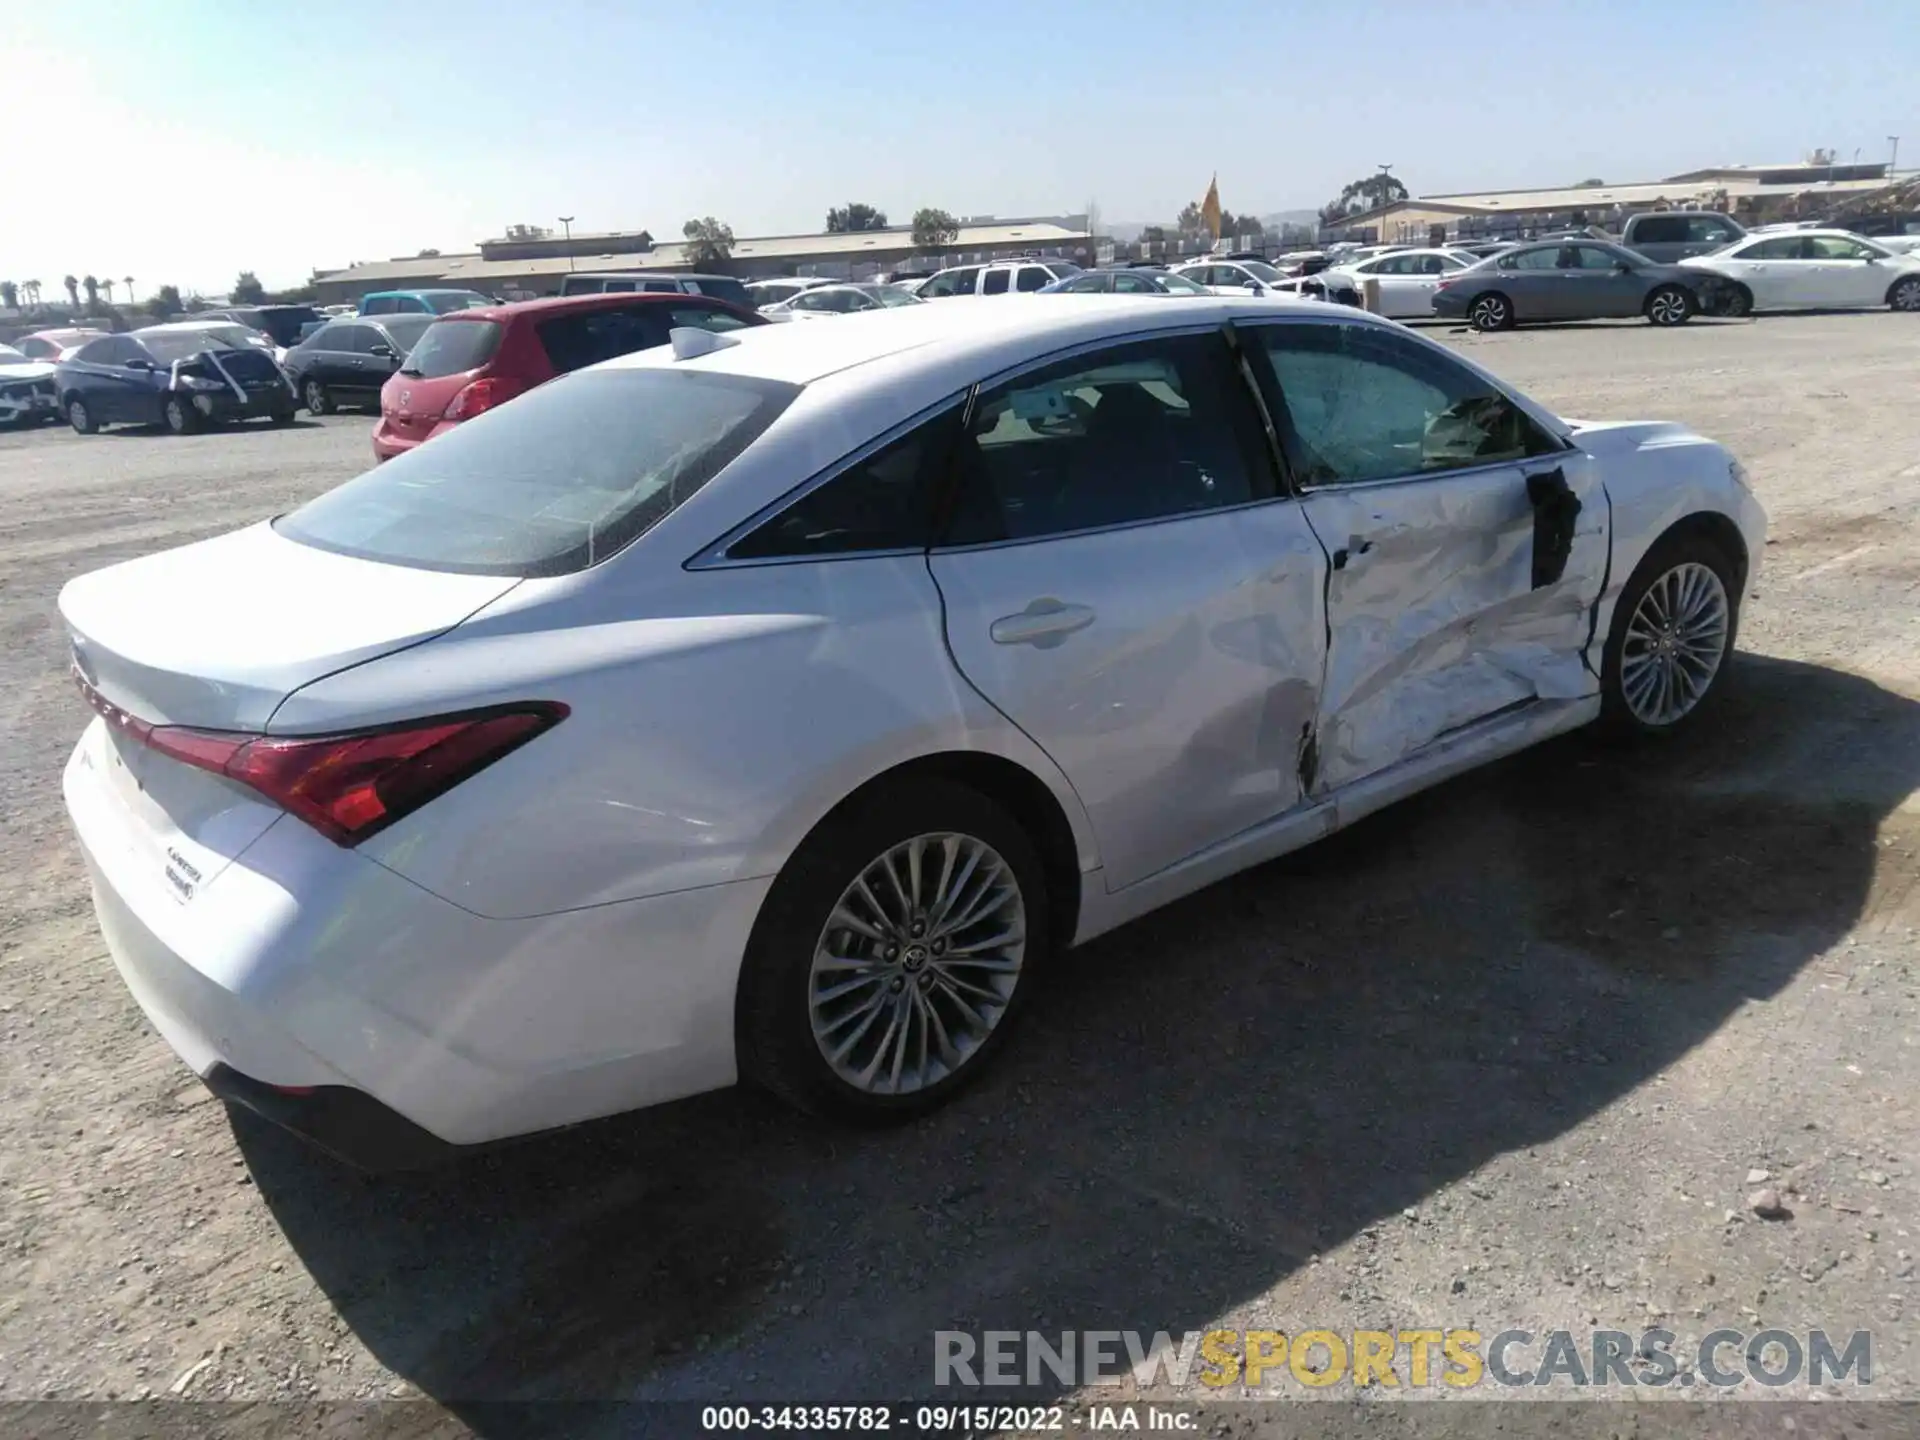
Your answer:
125,358 -> 154,370
1243,279 -> 1262,291
369,343 -> 396,358
1613,262 -> 1633,274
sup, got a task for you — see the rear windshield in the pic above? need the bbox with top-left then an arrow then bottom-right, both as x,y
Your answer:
400,319 -> 503,378
274,368 -> 798,576
380,314 -> 436,353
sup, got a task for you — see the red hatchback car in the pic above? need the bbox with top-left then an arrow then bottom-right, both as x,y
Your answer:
372,291 -> 765,461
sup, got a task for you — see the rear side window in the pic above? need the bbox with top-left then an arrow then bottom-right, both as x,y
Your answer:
535,309 -> 662,373
1015,267 -> 1051,292
728,403 -> 964,560
404,319 -> 504,378
363,297 -> 395,314
919,267 -> 980,298
1629,216 -> 1686,245
275,369 -> 799,576
981,269 -> 1011,295
684,277 -> 752,307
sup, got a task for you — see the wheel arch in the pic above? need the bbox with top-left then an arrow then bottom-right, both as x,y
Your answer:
1886,273 -> 1920,307
776,750 -> 1086,956
1656,509 -> 1750,595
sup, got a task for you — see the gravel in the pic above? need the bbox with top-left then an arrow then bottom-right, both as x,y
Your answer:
1,315 -> 1917,1427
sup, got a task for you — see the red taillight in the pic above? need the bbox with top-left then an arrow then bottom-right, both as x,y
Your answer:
442,374 -> 525,422
75,672 -> 565,845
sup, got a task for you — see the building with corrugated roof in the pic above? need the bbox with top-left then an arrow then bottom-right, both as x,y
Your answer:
311,217 -> 1096,303
1324,162 -> 1905,245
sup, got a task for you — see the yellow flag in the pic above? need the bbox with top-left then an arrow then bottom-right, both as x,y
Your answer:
1201,174 -> 1222,240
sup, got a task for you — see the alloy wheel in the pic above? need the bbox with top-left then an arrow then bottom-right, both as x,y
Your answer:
1469,296 -> 1508,331
68,400 -> 89,433
1648,289 -> 1689,326
1893,279 -> 1920,312
1620,561 -> 1730,726
807,832 -> 1026,1096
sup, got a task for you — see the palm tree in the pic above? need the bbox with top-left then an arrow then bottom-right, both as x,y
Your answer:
24,280 -> 39,307
124,275 -> 135,306
0,282 -> 16,311
82,275 -> 100,311
62,274 -> 79,310
102,279 -> 116,304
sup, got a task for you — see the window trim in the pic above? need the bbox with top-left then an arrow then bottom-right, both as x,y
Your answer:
1234,314 -> 1574,496
686,394 -> 970,570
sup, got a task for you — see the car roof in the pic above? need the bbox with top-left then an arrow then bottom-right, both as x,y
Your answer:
134,321 -> 244,333
430,292 -> 753,324
363,288 -> 485,298
604,293 -> 1363,387
566,272 -> 736,282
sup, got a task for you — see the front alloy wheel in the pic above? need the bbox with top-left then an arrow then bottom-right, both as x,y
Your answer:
1646,286 -> 1693,326
163,395 -> 194,434
807,833 -> 1026,1097
1891,277 -> 1920,312
1618,560 -> 1730,727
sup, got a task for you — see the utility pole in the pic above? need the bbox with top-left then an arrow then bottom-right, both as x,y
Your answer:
1891,136 -> 1901,174
559,215 -> 576,271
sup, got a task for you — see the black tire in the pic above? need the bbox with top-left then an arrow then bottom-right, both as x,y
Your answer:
66,395 -> 98,434
1889,276 -> 1920,313
1467,292 -> 1514,331
162,394 -> 197,435
303,377 -> 334,415
1720,283 -> 1754,318
736,777 -> 1050,1123
1645,285 -> 1694,327
1600,531 -> 1741,740
268,402 -> 296,426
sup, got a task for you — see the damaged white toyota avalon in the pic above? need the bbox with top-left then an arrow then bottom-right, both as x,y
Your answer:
60,297 -> 1766,1168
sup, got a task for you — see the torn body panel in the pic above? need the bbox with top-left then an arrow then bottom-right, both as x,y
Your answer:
1565,420 -> 1768,676
1299,453 -> 1608,794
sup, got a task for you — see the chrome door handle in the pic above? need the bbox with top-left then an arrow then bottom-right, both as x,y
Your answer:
989,599 -> 1096,648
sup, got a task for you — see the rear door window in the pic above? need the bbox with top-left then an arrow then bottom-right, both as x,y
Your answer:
981,269 -> 1012,295
1629,216 -> 1687,245
1015,267 -> 1052,292
920,267 -> 980,298
363,297 -> 396,315
534,309 -> 664,373
276,369 -> 799,575
403,319 -> 506,377
942,332 -> 1269,545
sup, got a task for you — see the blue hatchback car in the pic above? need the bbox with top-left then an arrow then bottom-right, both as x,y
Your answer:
356,289 -> 494,316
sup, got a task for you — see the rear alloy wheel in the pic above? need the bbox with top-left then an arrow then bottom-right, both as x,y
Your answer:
162,394 -> 196,435
737,779 -> 1048,1121
1719,283 -> 1754,318
1468,293 -> 1512,331
67,397 -> 98,435
1646,285 -> 1694,327
1890,276 -> 1920,312
1602,535 -> 1738,737
303,378 -> 334,415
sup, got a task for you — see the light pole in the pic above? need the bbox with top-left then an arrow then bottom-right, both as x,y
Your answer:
559,215 -> 575,271
1891,136 -> 1902,174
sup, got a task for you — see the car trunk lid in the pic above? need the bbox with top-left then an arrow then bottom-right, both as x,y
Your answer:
60,521 -> 518,732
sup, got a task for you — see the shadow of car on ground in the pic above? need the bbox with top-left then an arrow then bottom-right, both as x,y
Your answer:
235,652 -> 1920,1429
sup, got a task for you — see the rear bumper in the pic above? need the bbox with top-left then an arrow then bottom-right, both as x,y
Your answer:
64,722 -> 767,1163
371,415 -> 452,460
203,1064 -> 459,1170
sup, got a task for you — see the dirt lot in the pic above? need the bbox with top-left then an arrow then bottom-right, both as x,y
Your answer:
1,315 -> 1917,1435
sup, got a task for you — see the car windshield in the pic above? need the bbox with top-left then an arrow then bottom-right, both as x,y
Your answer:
274,368 -> 799,576
1159,271 -> 1210,294
874,286 -> 923,306
137,327 -> 249,363
1236,261 -> 1284,282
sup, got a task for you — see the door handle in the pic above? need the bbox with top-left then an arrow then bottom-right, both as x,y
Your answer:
989,599 -> 1096,648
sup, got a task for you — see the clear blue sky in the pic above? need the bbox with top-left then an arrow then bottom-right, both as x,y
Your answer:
6,0 -> 1915,298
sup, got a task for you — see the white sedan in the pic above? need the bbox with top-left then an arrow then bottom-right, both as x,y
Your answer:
1680,228 -> 1920,314
1318,247 -> 1478,319
60,297 -> 1765,1167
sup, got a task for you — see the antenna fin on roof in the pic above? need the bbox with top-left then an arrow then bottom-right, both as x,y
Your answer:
669,326 -> 741,360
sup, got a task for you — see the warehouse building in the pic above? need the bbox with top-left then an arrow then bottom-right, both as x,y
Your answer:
312,216 -> 1097,304
1326,161 -> 1903,245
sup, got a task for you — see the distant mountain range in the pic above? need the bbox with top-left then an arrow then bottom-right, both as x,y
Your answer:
1103,209 -> 1319,241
